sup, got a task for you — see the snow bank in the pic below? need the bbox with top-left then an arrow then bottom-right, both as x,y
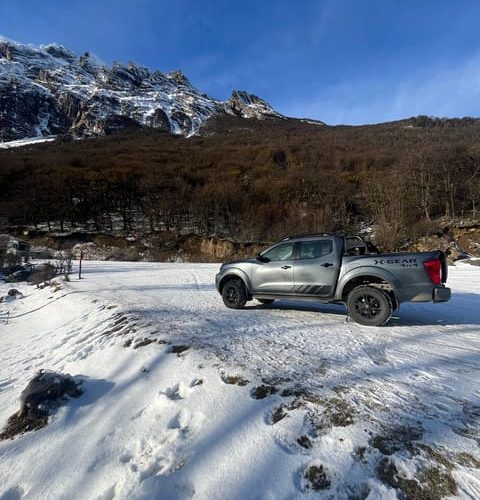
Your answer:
0,261 -> 479,498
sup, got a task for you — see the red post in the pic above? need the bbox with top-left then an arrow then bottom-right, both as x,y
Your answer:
78,250 -> 83,279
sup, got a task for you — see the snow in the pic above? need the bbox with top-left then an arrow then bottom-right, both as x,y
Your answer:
0,37 -> 280,140
0,136 -> 56,149
0,261 -> 479,498
0,38 -> 282,137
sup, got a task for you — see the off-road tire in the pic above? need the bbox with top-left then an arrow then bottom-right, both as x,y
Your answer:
257,299 -> 274,305
346,285 -> 393,326
221,279 -> 247,309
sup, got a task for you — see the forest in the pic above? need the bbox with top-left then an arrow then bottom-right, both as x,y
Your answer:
1,114 -> 480,251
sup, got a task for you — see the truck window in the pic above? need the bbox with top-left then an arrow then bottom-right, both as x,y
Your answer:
262,242 -> 294,262
298,240 -> 333,259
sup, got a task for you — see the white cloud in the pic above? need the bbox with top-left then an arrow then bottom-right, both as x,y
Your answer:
282,53 -> 480,124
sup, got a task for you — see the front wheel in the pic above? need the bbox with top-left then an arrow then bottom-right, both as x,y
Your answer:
346,285 -> 393,326
221,279 -> 247,309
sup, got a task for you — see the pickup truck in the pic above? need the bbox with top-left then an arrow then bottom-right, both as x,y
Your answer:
215,234 -> 451,326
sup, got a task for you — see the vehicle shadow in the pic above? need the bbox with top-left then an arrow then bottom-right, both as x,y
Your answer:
244,299 -> 347,317
392,292 -> 480,327
244,292 -> 480,326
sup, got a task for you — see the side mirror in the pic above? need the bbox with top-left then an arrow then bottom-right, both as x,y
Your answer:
256,253 -> 269,263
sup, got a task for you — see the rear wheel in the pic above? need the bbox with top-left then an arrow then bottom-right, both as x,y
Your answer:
346,285 -> 393,326
257,298 -> 274,305
221,279 -> 247,309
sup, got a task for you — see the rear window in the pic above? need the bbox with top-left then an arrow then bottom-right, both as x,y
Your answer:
298,240 -> 333,259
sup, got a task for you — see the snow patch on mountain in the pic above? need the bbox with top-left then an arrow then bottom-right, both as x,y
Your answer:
0,37 -> 282,141
0,135 -> 56,149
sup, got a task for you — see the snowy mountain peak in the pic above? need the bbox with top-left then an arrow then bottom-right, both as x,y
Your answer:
166,69 -> 190,85
41,44 -> 77,63
0,37 -> 284,141
226,90 -> 282,119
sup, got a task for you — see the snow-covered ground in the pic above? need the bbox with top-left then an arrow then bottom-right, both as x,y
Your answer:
0,262 -> 479,499
0,136 -> 56,149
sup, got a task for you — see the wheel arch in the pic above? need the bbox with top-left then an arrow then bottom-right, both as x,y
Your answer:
218,271 -> 251,295
338,271 -> 399,311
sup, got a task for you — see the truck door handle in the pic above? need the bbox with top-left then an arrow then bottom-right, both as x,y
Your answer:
322,263 -> 334,267
281,265 -> 292,269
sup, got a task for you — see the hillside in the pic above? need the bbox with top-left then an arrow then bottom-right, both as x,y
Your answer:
1,114 -> 480,254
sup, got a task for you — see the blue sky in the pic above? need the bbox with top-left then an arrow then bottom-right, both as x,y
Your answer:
2,0 -> 480,124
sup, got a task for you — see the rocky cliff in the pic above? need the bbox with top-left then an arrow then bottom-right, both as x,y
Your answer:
0,37 -> 283,141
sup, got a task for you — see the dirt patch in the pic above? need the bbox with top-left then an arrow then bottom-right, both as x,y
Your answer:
221,374 -> 249,386
303,464 -> 331,491
269,397 -> 305,425
371,426 -> 423,455
270,405 -> 288,424
456,452 -> 480,468
276,391 -> 355,430
170,345 -> 190,355
103,313 -> 136,336
353,446 -> 368,463
416,466 -> 457,499
133,338 -> 155,349
416,444 -> 454,470
261,376 -> 292,386
326,397 -> 355,427
377,457 -> 457,500
377,457 -> 418,498
0,411 -> 49,439
280,387 -> 311,398
304,395 -> 355,429
297,435 -> 313,449
332,385 -> 350,395
250,385 -> 278,399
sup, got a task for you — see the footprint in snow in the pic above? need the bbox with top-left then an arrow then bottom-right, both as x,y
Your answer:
119,453 -> 133,464
168,409 -> 204,439
164,378 -> 204,400
165,383 -> 186,400
134,475 -> 195,500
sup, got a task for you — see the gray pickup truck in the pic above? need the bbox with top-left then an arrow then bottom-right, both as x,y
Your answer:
215,234 -> 451,326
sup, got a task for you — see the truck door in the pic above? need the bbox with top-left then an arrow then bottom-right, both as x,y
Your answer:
293,239 -> 339,298
251,241 -> 295,294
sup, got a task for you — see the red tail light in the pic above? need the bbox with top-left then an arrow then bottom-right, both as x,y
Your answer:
424,258 -> 442,285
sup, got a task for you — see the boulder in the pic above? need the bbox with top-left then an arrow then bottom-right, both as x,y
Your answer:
19,369 -> 82,417
0,370 -> 82,439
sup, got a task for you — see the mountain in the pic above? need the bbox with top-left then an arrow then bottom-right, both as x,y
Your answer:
0,37 -> 283,141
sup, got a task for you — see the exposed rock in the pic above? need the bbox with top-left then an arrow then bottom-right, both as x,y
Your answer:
199,238 -> 235,259
19,369 -> 82,417
0,37 -> 283,142
226,90 -> 281,119
407,232 -> 471,262
0,369 -> 82,439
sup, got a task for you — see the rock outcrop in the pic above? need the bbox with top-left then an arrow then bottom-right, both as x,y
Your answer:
0,37 -> 282,141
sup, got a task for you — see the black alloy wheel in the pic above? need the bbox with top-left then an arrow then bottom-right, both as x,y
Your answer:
221,279 -> 247,309
346,285 -> 393,326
